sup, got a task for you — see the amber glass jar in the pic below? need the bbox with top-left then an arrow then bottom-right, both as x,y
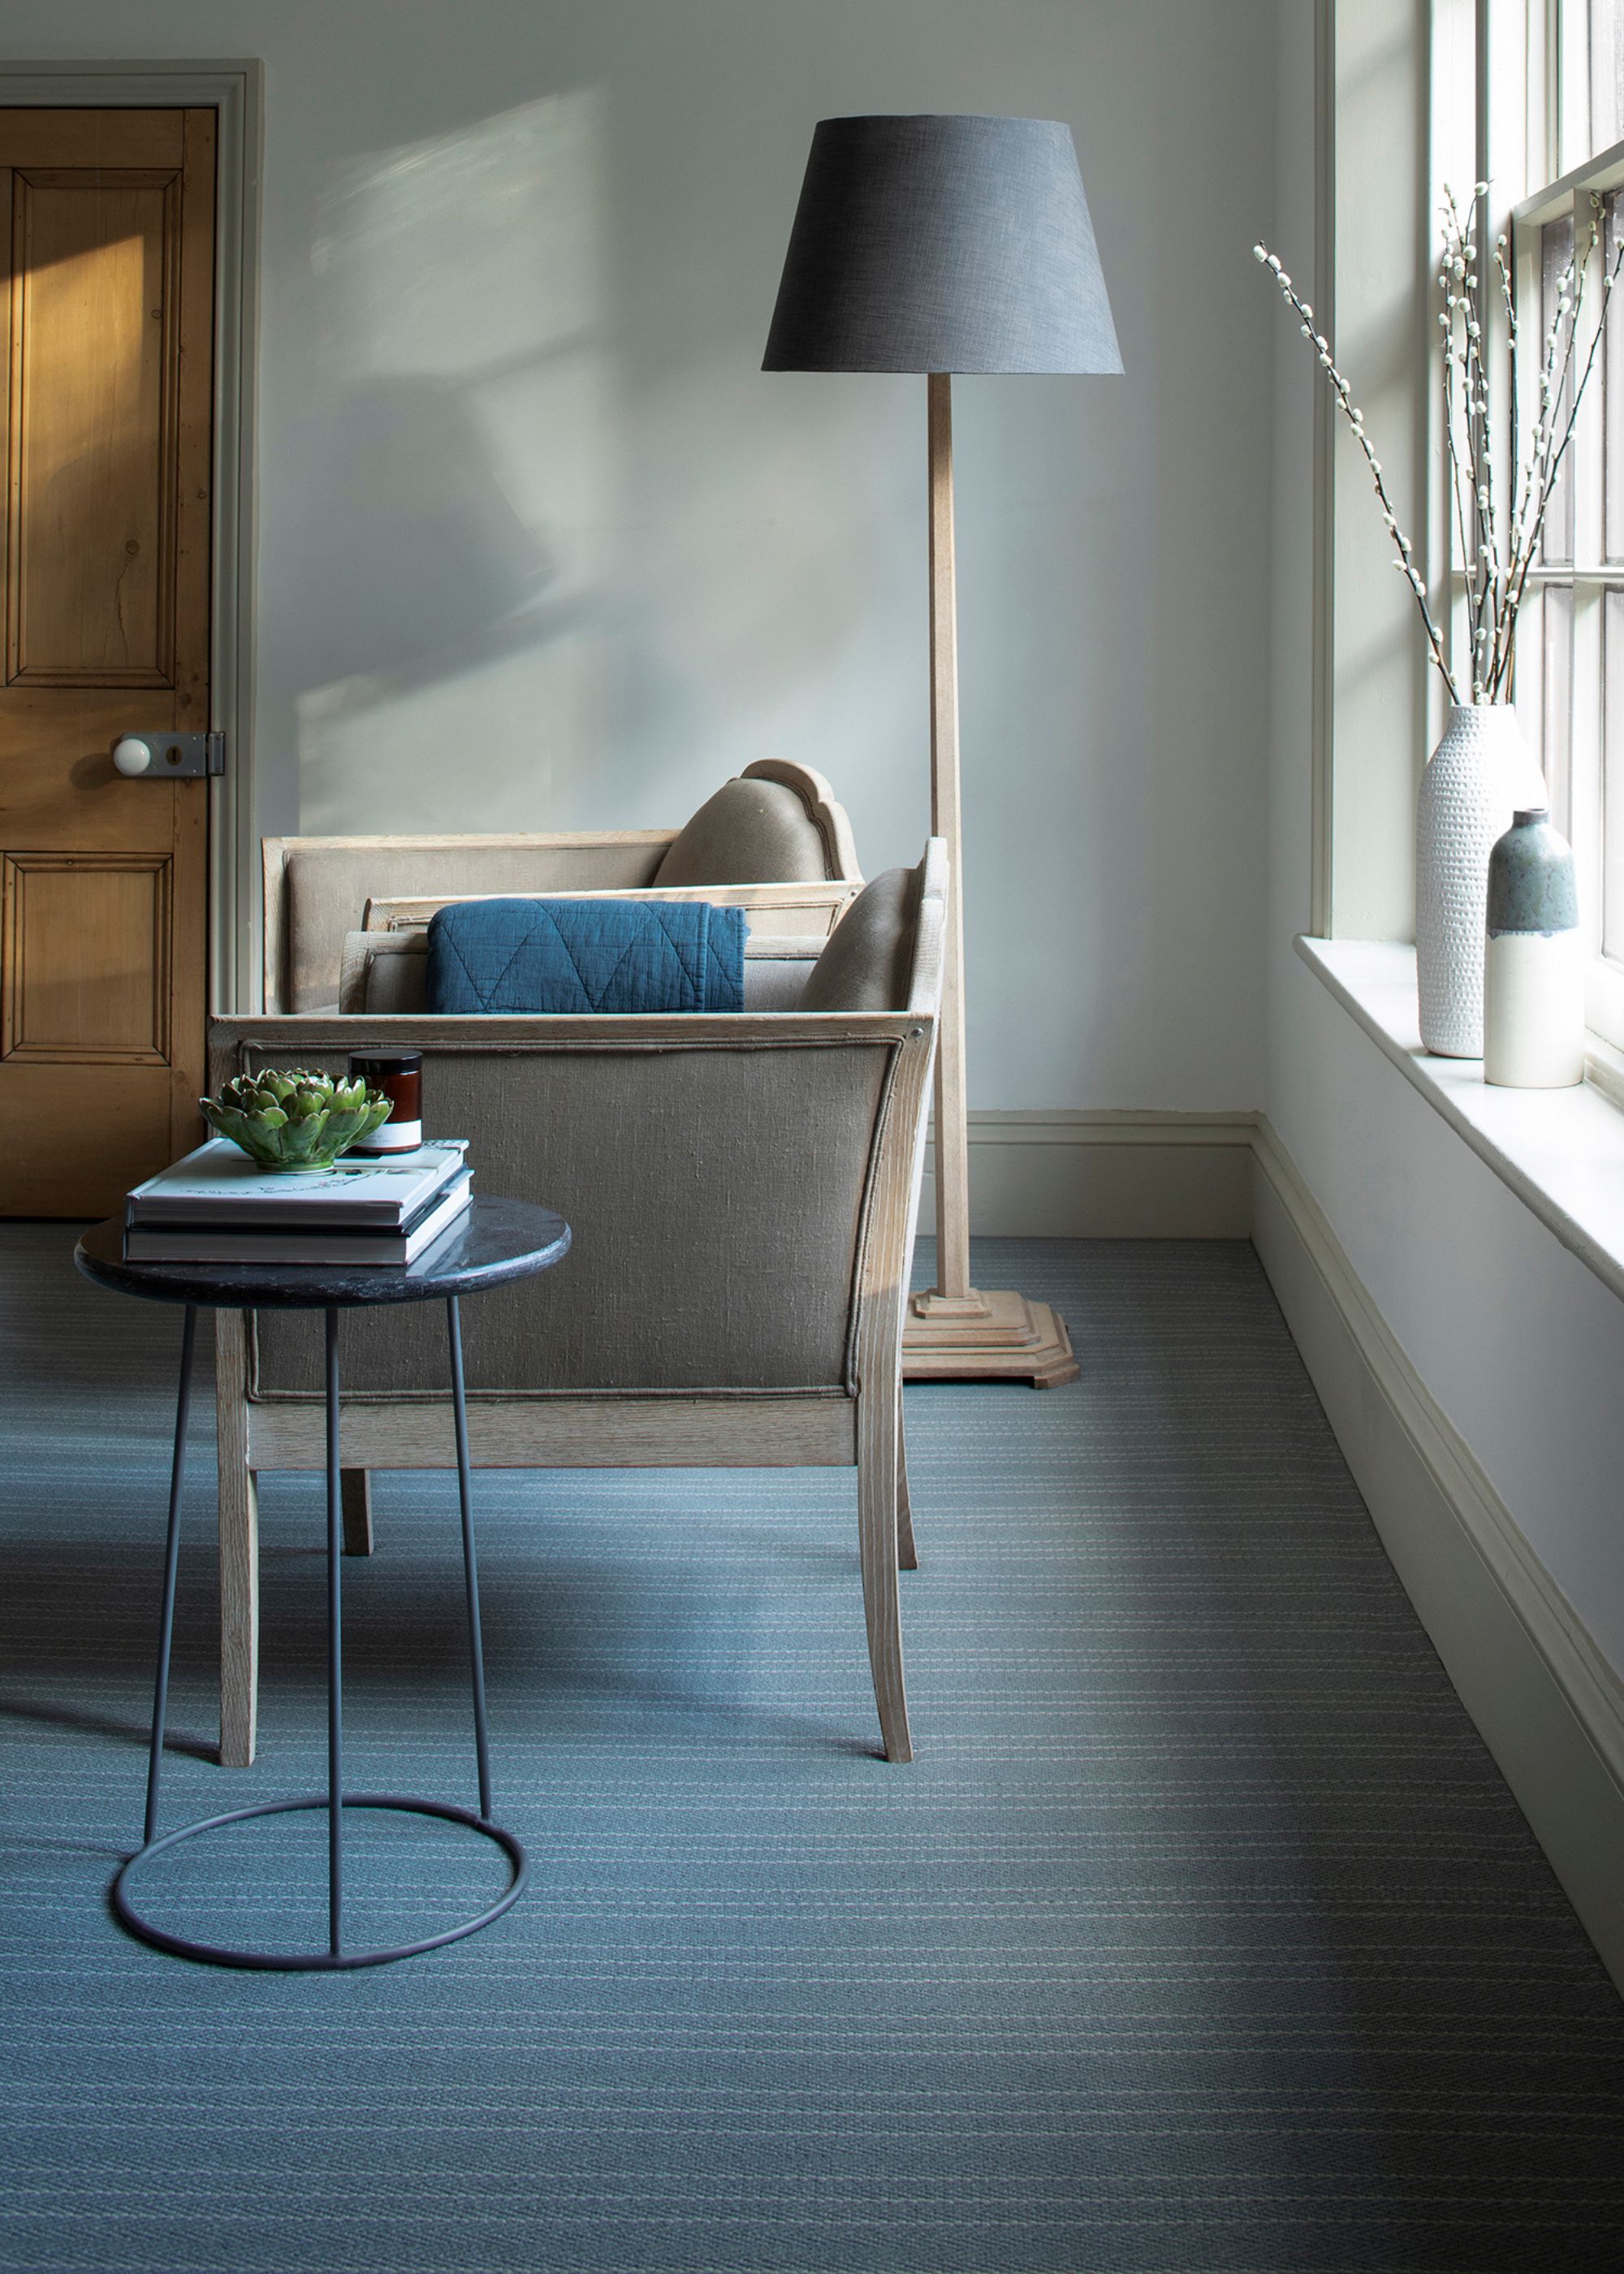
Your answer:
348,1049 -> 423,1152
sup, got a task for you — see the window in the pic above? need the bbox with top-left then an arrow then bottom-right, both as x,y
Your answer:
1485,2 -> 1624,1046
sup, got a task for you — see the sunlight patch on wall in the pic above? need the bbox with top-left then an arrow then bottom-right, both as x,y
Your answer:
313,93 -> 603,377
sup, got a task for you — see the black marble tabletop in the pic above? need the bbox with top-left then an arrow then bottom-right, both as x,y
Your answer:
75,1195 -> 572,1310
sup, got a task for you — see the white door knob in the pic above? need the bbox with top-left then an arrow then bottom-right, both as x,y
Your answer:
113,736 -> 153,776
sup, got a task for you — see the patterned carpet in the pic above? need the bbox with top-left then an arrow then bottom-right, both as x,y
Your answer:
2,1228 -> 1622,2273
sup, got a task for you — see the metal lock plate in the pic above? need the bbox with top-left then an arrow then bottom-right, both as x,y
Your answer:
113,732 -> 224,780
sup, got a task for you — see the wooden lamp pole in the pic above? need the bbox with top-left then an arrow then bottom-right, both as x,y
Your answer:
901,375 -> 1078,1384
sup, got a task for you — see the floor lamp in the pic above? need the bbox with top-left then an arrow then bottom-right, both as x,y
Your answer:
764,115 -> 1121,1386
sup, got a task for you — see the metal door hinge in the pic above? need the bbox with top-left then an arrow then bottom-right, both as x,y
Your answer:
113,732 -> 225,780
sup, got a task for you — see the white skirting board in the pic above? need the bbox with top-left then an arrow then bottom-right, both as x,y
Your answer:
1250,1118 -> 1624,1994
920,1109 -> 1256,1238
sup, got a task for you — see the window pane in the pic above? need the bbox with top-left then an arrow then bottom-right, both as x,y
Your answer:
1605,590 -> 1624,961
1594,0 -> 1624,158
1542,217 -> 1577,566
1600,193 -> 1610,561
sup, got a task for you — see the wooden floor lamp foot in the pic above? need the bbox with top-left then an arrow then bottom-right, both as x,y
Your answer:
903,1286 -> 1078,1387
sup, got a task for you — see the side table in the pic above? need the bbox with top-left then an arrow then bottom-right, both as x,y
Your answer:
75,1195 -> 571,1972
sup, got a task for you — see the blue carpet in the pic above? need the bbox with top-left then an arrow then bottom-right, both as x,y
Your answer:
2,1230 -> 1623,2272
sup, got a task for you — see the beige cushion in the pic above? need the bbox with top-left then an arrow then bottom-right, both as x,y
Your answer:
741,932 -> 822,1009
653,776 -> 831,886
799,867 -> 921,1012
339,931 -> 428,1014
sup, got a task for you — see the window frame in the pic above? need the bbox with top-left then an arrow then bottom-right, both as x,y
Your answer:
1465,3 -> 1624,1051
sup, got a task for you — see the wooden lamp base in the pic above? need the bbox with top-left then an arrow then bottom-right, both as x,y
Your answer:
902,1286 -> 1079,1386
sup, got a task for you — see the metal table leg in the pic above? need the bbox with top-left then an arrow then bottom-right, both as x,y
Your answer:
447,1296 -> 493,1824
142,1305 -> 197,1847
111,1300 -> 527,1971
325,1306 -> 344,1955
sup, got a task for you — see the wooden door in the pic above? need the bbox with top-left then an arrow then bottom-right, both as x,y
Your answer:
0,108 -> 214,1217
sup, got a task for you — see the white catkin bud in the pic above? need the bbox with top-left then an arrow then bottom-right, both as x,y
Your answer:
1253,244 -> 1267,261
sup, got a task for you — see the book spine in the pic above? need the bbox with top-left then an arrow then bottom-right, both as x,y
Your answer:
123,1190 -> 471,1266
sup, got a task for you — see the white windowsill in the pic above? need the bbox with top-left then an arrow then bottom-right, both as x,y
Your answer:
1295,936 -> 1624,1308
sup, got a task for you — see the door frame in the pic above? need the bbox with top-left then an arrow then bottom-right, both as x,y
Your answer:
0,59 -> 262,1013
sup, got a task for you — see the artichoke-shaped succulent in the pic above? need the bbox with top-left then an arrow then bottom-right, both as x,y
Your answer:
200,1069 -> 394,1171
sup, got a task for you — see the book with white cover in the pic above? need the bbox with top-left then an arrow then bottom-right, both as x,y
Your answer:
123,1171 -> 473,1265
126,1138 -> 469,1230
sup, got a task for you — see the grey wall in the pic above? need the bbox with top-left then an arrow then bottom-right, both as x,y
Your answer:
6,0 -> 1279,1109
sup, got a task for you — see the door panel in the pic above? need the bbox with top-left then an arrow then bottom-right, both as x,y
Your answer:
0,109 -> 214,1216
10,168 -> 179,684
2,852 -> 171,1061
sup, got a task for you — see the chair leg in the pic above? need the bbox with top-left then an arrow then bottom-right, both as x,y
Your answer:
856,1378 -> 914,1763
215,1308 -> 259,1768
218,1459 -> 259,1769
340,1468 -> 374,1556
896,1429 -> 918,1572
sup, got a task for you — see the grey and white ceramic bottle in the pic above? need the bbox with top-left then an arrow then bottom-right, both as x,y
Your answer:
1483,807 -> 1583,1088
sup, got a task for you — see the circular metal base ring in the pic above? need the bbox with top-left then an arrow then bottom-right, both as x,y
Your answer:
112,1792 -> 529,1971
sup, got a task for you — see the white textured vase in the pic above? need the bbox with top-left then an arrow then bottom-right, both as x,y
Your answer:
1415,704 -> 1545,1057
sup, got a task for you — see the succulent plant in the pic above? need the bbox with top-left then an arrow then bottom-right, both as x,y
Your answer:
200,1069 -> 394,1171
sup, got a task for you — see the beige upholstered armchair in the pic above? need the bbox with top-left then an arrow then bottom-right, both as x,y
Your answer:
209,839 -> 947,1779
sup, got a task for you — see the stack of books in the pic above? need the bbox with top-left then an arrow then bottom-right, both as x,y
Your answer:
124,1139 -> 473,1265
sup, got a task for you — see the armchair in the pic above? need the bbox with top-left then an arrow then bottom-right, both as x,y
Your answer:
209,841 -> 947,1775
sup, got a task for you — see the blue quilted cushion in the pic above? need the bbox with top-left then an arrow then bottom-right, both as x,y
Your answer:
424,897 -> 747,1014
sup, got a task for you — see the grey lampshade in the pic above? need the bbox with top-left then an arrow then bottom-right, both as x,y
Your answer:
763,115 -> 1121,376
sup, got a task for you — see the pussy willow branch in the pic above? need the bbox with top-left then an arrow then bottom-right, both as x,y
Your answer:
1439,201 -> 1481,673
1496,230 -> 1518,622
1499,205 -> 1623,689
1441,186 -> 1493,693
1259,184 -> 1624,711
1252,245 -> 1458,700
